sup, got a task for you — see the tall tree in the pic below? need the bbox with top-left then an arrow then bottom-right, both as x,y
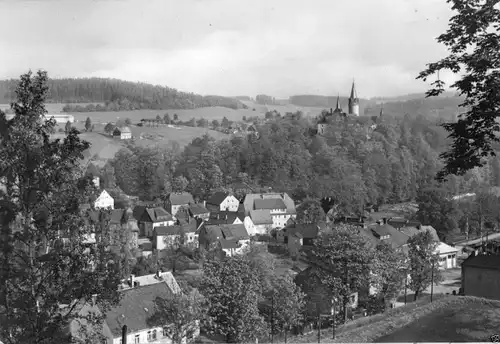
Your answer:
148,290 -> 206,344
64,120 -> 71,134
85,117 -> 92,132
407,231 -> 440,301
371,243 -> 407,306
104,122 -> 114,134
0,70 -> 120,344
308,224 -> 373,322
295,198 -> 325,224
200,256 -> 267,343
417,0 -> 500,180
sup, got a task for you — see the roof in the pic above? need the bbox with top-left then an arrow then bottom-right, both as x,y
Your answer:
168,192 -> 194,206
368,223 -> 409,249
220,239 -> 239,249
254,198 -> 286,210
139,242 -> 153,251
120,272 -> 181,293
154,225 -> 182,236
243,193 -> 296,215
249,209 -> 273,225
110,209 -> 125,224
284,224 -> 319,239
189,203 -> 209,215
462,254 -> 500,270
204,224 -> 248,241
371,224 -> 393,237
435,242 -> 458,255
206,191 -> 230,206
119,126 -> 131,133
133,205 -> 148,221
145,207 -> 173,223
220,224 -> 248,239
105,283 -> 173,336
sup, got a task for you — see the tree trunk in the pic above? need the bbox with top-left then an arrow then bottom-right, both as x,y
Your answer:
414,290 -> 418,301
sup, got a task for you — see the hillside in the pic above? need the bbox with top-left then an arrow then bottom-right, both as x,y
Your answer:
0,77 -> 246,110
289,296 -> 500,343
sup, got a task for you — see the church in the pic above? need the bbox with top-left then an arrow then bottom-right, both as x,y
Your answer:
317,80 -> 360,135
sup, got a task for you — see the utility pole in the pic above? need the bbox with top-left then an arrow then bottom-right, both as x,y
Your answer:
430,260 -> 435,303
122,325 -> 127,344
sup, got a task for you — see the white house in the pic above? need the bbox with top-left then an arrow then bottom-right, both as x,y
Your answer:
140,207 -> 175,237
94,190 -> 114,209
243,193 -> 296,229
153,221 -> 198,250
435,242 -> 459,270
165,192 -> 195,219
112,126 -> 132,140
206,192 -> 240,212
245,210 -> 273,235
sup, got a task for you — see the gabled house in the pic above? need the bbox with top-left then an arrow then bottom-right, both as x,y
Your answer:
368,222 -> 409,252
206,211 -> 243,226
94,190 -> 114,209
189,203 -> 210,221
243,193 -> 296,229
280,223 -> 320,246
139,207 -> 175,237
112,126 -> 132,140
198,224 -> 249,254
153,219 -> 198,250
206,192 -> 239,212
245,209 -> 273,236
164,192 -> 195,218
462,254 -> 500,300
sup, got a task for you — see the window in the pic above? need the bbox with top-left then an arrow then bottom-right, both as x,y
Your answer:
147,331 -> 152,341
152,330 -> 157,340
135,334 -> 140,344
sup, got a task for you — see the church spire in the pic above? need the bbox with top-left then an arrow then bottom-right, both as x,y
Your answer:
335,93 -> 341,110
380,103 -> 384,117
350,79 -> 358,100
348,78 -> 360,116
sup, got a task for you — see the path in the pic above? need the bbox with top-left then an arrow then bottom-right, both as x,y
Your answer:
454,232 -> 500,247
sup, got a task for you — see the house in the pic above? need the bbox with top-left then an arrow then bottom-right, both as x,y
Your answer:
243,193 -> 296,228
138,207 -> 175,237
219,239 -> 240,257
281,223 -> 320,246
112,126 -> 132,140
245,210 -> 273,236
94,190 -> 114,209
206,192 -> 240,212
462,254 -> 500,300
153,220 -> 198,250
120,271 -> 182,294
368,222 -> 409,252
435,242 -> 459,270
288,232 -> 303,257
139,242 -> 153,257
198,224 -> 249,253
164,192 -> 195,218
206,211 -> 243,226
189,203 -> 210,221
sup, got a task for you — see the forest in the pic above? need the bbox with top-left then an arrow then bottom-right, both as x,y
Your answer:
0,77 -> 246,111
92,110 -> 500,243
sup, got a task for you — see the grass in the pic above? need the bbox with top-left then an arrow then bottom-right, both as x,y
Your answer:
278,296 -> 500,343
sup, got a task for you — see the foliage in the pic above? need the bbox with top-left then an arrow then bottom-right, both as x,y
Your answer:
200,256 -> 267,343
0,70 -> 120,344
417,0 -> 500,180
308,225 -> 373,320
85,117 -> 92,132
242,243 -> 277,294
296,198 -> 325,224
64,120 -> 71,134
148,290 -> 206,344
407,231 -> 440,301
104,122 -> 114,134
371,243 -> 406,304
267,274 -> 305,342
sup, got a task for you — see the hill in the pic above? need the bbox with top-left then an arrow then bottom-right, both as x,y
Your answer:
0,77 -> 246,110
289,296 -> 500,343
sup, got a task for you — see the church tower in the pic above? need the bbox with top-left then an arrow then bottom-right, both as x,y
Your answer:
348,80 -> 360,116
333,93 -> 343,114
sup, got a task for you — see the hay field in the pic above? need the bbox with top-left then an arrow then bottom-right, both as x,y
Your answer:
239,100 -> 324,118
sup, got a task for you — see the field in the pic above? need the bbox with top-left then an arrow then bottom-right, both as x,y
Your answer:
283,296 -> 500,343
240,100 -> 324,118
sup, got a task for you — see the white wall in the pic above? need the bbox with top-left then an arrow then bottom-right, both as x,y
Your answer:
220,196 -> 239,212
112,326 -> 168,344
271,213 -> 292,229
94,190 -> 114,209
146,221 -> 175,237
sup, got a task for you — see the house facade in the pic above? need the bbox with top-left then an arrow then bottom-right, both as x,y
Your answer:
435,242 -> 458,270
206,192 -> 240,212
246,210 -> 273,235
188,203 -> 210,221
462,254 -> 500,300
164,192 -> 195,218
243,193 -> 296,229
139,207 -> 175,237
94,190 -> 114,209
112,126 -> 132,140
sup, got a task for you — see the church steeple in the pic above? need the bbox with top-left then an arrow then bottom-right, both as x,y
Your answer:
380,103 -> 384,117
348,79 -> 360,116
333,93 -> 342,113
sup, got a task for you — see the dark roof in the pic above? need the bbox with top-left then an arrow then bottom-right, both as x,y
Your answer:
221,224 -> 248,239
284,224 -> 319,239
254,198 -> 286,210
154,225 -> 182,236
110,209 -> 125,224
203,225 -> 224,243
371,224 -> 393,238
387,218 -> 421,229
249,209 -> 273,225
168,192 -> 194,206
204,224 -> 249,241
133,206 -> 147,221
462,254 -> 500,269
220,239 -> 239,249
206,192 -> 230,206
189,203 -> 209,215
145,207 -> 173,223
139,242 -> 153,251
105,283 -> 173,336
208,211 -> 240,225
372,224 -> 409,249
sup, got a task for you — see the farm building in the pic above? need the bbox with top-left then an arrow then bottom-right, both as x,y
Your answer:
113,126 -> 132,140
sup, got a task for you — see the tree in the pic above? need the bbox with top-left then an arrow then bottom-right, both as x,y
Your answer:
148,290 -> 206,344
172,175 -> 189,193
308,224 -> 373,322
85,117 -> 92,132
242,243 -> 277,294
200,256 -> 267,343
187,118 -> 196,127
124,118 -> 132,125
156,114 -> 162,121
0,70 -> 121,344
164,113 -> 171,124
211,119 -> 220,128
296,198 -> 325,224
221,116 -> 230,128
196,118 -> 208,128
371,243 -> 406,306
64,120 -> 72,134
268,275 -> 305,343
104,122 -> 114,134
417,1 -> 500,181
173,113 -> 179,121
407,231 -> 440,301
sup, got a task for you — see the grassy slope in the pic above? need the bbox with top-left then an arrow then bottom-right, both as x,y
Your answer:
283,296 -> 500,343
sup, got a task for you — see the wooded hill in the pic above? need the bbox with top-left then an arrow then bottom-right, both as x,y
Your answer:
0,77 -> 246,111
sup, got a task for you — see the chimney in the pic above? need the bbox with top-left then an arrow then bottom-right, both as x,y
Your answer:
382,218 -> 387,225
122,325 -> 128,344
91,294 -> 97,307
156,269 -> 162,279
129,274 -> 135,287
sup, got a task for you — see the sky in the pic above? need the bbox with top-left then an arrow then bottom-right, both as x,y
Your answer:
0,0 -> 458,99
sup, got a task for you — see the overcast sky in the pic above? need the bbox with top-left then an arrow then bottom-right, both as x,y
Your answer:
0,0 -> 457,99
